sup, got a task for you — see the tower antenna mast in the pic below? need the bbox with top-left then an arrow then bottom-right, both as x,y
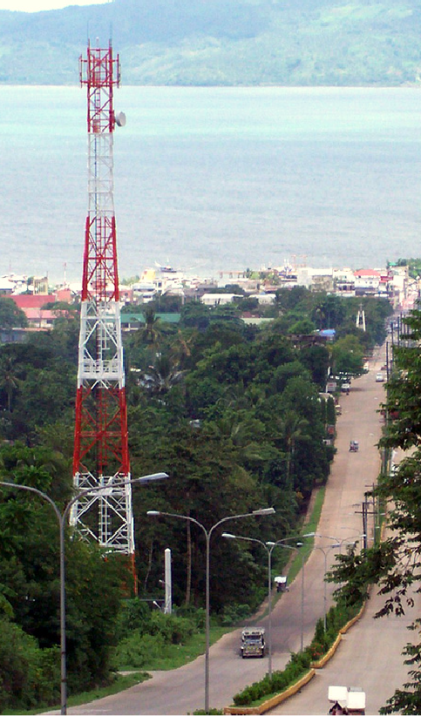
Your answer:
70,40 -> 135,581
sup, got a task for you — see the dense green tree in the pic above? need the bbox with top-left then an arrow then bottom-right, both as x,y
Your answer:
0,445 -> 126,696
0,285 -> 388,710
299,344 -> 330,389
331,335 -> 366,377
137,306 -> 163,348
0,617 -> 59,712
180,302 -> 212,331
273,409 -> 309,489
140,354 -> 186,397
288,317 -> 316,334
0,355 -> 21,413
311,295 -> 346,330
132,424 -> 273,611
0,297 -> 28,330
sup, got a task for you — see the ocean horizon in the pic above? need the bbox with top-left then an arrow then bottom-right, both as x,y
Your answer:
1,85 -> 420,283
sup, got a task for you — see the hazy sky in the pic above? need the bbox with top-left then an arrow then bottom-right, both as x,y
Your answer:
0,0 -> 106,10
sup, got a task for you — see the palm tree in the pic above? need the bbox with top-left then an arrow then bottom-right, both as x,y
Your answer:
274,410 -> 309,488
137,307 -> 162,349
208,415 -> 266,467
217,381 -> 259,412
141,354 -> 186,397
0,356 -> 20,413
170,329 -> 196,369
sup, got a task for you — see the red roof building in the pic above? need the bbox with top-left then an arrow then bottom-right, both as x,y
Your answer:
10,294 -> 57,310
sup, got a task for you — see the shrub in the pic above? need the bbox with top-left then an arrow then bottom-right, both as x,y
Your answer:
146,611 -> 195,644
0,617 -> 60,711
116,598 -> 150,640
221,603 -> 252,626
114,611 -> 199,669
232,600 -> 359,707
115,632 -> 168,669
176,605 -> 206,630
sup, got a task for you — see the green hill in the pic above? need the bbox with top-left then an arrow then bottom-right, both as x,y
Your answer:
1,0 -> 421,85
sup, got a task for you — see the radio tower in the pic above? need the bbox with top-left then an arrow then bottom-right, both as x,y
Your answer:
70,41 -> 135,576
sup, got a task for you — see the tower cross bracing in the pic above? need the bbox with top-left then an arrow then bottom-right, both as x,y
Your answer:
70,41 -> 134,560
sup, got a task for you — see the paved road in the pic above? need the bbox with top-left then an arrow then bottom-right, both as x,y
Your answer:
271,575 -> 420,715
61,347 -> 390,715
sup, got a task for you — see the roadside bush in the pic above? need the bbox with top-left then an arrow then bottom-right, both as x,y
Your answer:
0,617 -> 60,711
221,603 -> 252,626
233,649 -> 311,706
116,598 -> 150,640
176,605 -> 206,630
146,611 -> 195,644
114,611 -> 198,669
115,632 -> 169,669
232,601 -> 361,707
27,645 -> 61,707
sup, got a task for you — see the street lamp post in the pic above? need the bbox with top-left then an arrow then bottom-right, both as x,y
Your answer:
0,472 -> 168,715
271,542 -> 305,654
222,534 -> 305,677
338,531 -> 366,554
222,533 -> 275,677
304,534 -> 340,631
147,507 -> 275,712
340,526 -> 366,551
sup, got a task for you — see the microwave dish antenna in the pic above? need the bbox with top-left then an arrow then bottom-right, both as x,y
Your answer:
115,111 -> 126,127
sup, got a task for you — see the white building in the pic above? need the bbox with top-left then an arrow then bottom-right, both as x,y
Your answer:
201,293 -> 242,306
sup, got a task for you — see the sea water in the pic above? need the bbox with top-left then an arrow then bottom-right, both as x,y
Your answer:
0,85 -> 420,283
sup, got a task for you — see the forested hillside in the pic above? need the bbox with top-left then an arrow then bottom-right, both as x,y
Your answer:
0,289 -> 392,709
0,0 -> 421,85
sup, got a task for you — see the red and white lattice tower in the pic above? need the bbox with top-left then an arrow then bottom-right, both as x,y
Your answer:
70,41 -> 134,568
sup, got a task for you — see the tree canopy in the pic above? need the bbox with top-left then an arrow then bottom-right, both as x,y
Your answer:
0,286 -> 392,709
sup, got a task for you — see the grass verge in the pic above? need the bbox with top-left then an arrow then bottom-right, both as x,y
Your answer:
119,625 -> 228,672
5,672 -> 151,715
250,486 -> 326,622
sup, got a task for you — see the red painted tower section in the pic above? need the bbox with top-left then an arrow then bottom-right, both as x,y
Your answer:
70,41 -> 135,569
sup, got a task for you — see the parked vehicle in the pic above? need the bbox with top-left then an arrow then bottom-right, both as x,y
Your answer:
376,372 -> 385,382
328,685 -> 366,714
240,627 -> 265,658
349,440 -> 359,452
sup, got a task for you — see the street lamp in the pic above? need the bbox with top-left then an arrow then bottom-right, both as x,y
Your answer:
222,533 -> 304,677
0,471 -> 168,715
270,541 -> 305,655
339,528 -> 366,554
147,507 -> 275,712
303,531 -> 340,542
304,533 -> 340,630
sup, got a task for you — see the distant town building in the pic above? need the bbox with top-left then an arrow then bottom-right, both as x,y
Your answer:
201,293 -> 242,306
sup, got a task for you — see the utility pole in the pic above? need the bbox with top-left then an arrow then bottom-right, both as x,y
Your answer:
354,491 -> 377,549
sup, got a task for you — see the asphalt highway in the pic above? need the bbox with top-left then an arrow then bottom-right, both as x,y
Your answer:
60,344 -> 397,715
271,576 -> 420,715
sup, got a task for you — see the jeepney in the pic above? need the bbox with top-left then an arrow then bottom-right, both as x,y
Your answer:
240,627 -> 265,658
